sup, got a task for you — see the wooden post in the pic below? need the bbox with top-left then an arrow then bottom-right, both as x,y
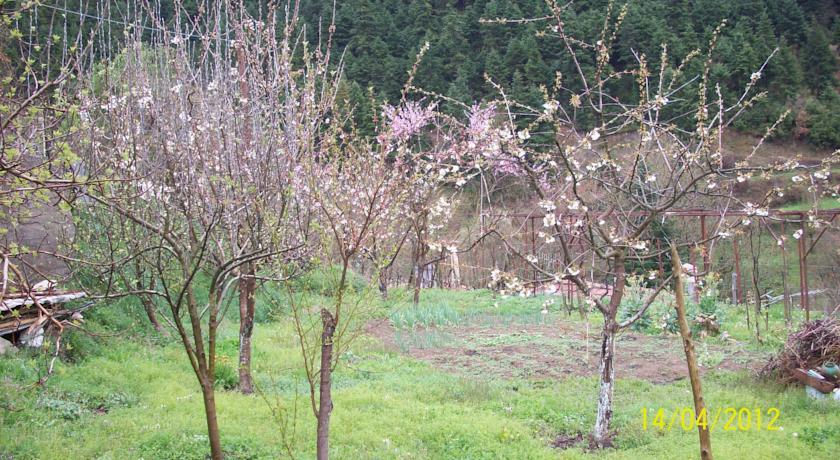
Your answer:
670,244 -> 713,460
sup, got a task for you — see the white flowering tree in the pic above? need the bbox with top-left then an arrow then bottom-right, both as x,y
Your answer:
293,89 -> 502,457
472,2 -> 838,448
294,121 -> 414,460
75,2 -> 338,458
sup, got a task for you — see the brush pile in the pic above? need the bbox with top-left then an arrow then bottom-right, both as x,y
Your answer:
761,318 -> 840,384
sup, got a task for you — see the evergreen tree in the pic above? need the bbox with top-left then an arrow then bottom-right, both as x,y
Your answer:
802,25 -> 838,91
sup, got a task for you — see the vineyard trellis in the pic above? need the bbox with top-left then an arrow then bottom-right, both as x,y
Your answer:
425,208 -> 840,321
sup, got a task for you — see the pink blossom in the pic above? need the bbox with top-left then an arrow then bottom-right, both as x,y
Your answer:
467,103 -> 495,137
380,101 -> 437,143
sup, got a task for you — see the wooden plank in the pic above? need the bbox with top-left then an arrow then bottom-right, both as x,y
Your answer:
0,292 -> 86,312
791,368 -> 837,394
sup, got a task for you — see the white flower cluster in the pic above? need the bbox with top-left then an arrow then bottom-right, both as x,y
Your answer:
541,298 -> 555,314
537,231 -> 555,244
488,269 -> 526,297
813,170 -> 830,181
543,213 -> 556,227
538,200 -> 556,212
743,203 -> 769,217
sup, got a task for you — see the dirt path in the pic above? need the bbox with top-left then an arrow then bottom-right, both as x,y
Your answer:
366,318 -> 768,384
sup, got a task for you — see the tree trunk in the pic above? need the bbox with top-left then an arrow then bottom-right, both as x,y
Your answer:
139,295 -> 168,336
200,378 -> 224,460
135,274 -> 167,336
378,269 -> 388,300
238,265 -> 256,394
592,256 -> 625,448
592,319 -> 616,448
316,309 -> 336,460
670,244 -> 713,460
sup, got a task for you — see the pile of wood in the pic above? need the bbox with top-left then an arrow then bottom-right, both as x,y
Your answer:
0,290 -> 88,347
761,318 -> 840,390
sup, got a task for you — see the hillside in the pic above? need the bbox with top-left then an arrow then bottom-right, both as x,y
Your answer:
298,0 -> 840,147
5,0 -> 839,147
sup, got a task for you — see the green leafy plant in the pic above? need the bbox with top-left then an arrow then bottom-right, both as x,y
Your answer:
214,358 -> 239,391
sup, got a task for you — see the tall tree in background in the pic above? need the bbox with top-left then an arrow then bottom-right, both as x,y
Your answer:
803,24 -> 838,91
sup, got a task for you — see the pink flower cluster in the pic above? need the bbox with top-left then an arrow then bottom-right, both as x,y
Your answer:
380,101 -> 437,143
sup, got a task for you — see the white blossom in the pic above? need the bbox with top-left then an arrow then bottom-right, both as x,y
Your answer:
543,213 -> 556,227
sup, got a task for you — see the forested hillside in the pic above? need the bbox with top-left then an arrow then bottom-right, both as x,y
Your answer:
5,0 -> 840,146
299,0 -> 840,147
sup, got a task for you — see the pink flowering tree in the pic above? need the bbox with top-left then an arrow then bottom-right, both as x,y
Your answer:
379,97 -> 498,305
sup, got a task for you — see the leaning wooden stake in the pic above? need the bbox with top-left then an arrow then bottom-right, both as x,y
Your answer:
670,244 -> 713,460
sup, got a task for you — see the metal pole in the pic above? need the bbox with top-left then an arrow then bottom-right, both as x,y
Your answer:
733,236 -> 743,305
780,220 -> 791,325
798,213 -> 809,321
692,241 -> 700,303
531,216 -> 537,296
567,215 -> 573,303
700,215 -> 709,272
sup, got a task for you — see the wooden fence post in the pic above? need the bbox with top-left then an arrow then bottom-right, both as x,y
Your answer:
671,243 -> 713,460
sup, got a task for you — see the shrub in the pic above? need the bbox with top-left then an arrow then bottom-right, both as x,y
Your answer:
214,357 -> 239,390
292,265 -> 367,296
36,396 -> 86,420
619,296 -> 652,332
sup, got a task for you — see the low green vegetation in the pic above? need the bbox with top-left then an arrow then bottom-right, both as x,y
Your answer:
2,288 -> 839,459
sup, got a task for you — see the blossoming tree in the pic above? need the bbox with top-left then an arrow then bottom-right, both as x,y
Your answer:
472,2 -> 838,447
76,2 -> 339,458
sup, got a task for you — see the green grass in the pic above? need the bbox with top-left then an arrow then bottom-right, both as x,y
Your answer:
386,288 -> 552,329
780,196 -> 840,211
2,288 -> 839,459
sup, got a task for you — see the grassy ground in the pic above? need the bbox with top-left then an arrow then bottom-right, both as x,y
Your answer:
1,288 -> 839,459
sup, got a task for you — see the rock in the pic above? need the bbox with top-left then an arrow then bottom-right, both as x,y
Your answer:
0,336 -> 17,355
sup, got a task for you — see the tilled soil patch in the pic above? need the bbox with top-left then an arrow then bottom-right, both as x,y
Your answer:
366,318 -> 767,384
